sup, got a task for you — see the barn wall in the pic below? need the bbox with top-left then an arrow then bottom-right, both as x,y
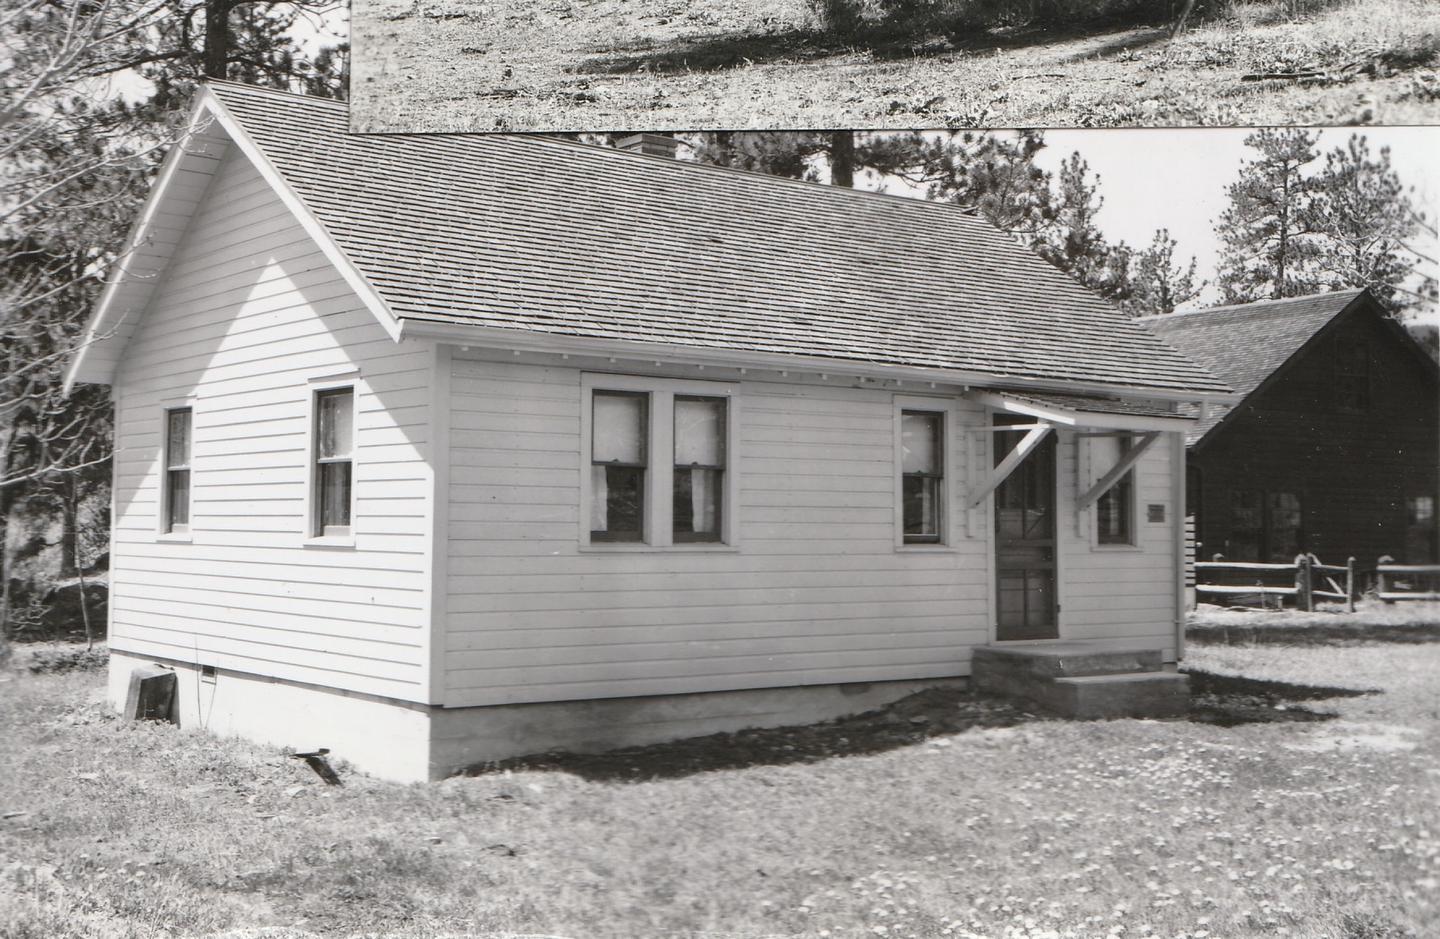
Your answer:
442,350 -> 1184,708
1194,308 -> 1440,567
108,145 -> 437,703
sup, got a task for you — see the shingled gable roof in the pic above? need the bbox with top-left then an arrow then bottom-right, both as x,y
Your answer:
1138,289 -> 1371,444
78,80 -> 1233,401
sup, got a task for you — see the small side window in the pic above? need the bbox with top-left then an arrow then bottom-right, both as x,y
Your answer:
590,390 -> 648,543
163,408 -> 192,533
901,410 -> 943,544
1096,434 -> 1135,546
314,388 -> 354,537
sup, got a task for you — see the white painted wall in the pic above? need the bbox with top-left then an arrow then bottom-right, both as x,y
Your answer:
108,146 -> 437,703
442,350 -> 1182,709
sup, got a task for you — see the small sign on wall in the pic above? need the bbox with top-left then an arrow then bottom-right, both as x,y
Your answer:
1147,504 -> 1166,523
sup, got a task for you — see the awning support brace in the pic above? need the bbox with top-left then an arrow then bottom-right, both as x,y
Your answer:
1075,431 -> 1161,511
967,424 -> 1054,509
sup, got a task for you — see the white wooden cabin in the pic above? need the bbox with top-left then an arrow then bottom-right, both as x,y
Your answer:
67,83 -> 1234,782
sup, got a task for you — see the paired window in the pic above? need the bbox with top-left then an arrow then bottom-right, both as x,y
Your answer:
313,387 -> 355,537
1095,434 -> 1135,546
1230,489 -> 1301,562
1334,338 -> 1370,411
163,407 -> 192,533
900,410 -> 944,544
587,381 -> 729,546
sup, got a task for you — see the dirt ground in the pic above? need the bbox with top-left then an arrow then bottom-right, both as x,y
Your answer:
351,0 -> 1440,131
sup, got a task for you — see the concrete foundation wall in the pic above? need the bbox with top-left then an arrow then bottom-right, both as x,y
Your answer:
109,650 -> 962,782
108,650 -> 432,783
428,675 -> 966,777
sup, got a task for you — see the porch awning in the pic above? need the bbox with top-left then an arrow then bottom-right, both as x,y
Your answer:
967,389 -> 1196,432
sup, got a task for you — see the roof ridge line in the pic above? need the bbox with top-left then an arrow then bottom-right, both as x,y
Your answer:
1137,288 -> 1366,321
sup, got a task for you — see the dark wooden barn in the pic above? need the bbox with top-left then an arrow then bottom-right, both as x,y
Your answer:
1142,289 -> 1439,568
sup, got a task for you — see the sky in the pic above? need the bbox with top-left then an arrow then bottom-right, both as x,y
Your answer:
871,125 -> 1439,317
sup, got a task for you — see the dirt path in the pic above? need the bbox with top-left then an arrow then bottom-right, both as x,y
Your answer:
351,0 -> 1440,131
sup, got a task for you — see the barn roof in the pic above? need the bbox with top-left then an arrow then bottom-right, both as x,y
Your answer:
1138,290 -> 1367,443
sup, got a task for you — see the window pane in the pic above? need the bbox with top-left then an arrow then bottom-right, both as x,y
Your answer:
591,465 -> 644,541
675,397 -> 725,467
674,467 -> 722,541
167,409 -> 190,469
1229,490 -> 1262,560
901,411 -> 940,474
1096,436 -> 1134,545
167,469 -> 190,529
903,474 -> 941,541
593,392 -> 646,465
319,461 -> 352,529
318,390 -> 354,459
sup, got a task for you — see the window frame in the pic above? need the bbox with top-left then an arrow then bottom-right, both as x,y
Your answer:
899,408 -> 945,546
672,394 -> 728,544
579,373 -> 738,551
893,396 -> 955,551
160,406 -> 193,537
1091,432 -> 1139,550
589,389 -> 650,544
305,380 -> 358,546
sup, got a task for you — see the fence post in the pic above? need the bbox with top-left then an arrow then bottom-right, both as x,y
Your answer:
1345,556 -> 1356,613
1378,555 -> 1392,604
1295,553 -> 1314,612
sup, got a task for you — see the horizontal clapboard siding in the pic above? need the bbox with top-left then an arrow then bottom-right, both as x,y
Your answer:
109,147 -> 434,702
444,353 -> 993,707
1059,434 -> 1178,658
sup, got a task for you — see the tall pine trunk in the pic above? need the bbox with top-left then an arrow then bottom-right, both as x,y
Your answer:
829,131 -> 855,188
204,0 -> 231,79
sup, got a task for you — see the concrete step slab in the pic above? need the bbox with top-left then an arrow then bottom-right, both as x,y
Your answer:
972,643 -> 1163,681
1052,672 -> 1190,720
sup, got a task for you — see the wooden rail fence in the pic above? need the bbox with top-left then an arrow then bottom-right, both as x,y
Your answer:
1195,554 -> 1356,612
1376,557 -> 1440,602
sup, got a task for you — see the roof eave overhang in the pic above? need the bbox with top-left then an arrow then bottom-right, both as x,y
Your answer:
399,319 -> 1240,407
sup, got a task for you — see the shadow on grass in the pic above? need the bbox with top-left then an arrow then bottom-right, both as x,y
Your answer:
575,16 -> 1176,78
1184,669 -> 1377,729
461,669 -> 1369,782
1188,622 -> 1440,647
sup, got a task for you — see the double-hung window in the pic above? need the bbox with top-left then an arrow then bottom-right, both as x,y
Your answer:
673,396 -> 726,543
585,377 -> 734,547
900,409 -> 944,544
1095,434 -> 1135,546
590,390 -> 648,543
313,387 -> 355,537
163,407 -> 192,533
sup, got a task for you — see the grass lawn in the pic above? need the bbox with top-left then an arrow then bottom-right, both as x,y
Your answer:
350,0 -> 1440,131
3,624 -> 1438,938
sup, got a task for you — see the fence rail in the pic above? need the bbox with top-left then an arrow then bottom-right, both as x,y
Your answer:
1195,554 -> 1355,611
1376,557 -> 1440,602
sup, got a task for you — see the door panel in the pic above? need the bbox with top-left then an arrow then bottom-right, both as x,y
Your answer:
994,415 -> 1059,640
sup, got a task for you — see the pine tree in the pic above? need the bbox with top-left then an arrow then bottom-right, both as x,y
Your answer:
1214,128 -> 1325,303
1126,229 -> 1200,317
1309,134 -> 1423,309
